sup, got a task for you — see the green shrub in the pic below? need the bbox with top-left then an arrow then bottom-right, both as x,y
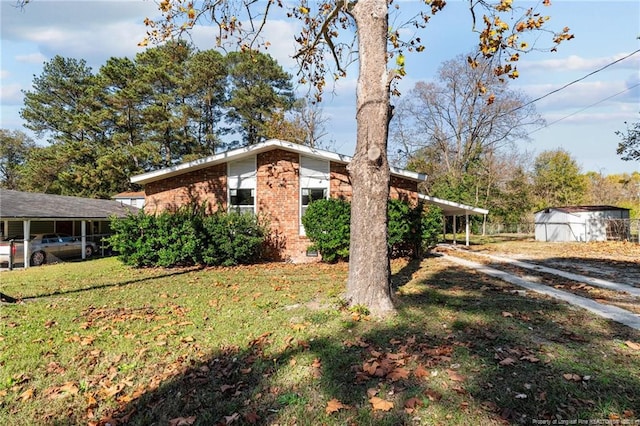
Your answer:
420,204 -> 443,251
301,198 -> 351,263
200,212 -> 266,266
302,197 -> 442,262
108,205 -> 267,268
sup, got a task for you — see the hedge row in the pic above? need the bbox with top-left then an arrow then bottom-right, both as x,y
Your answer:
108,205 -> 267,267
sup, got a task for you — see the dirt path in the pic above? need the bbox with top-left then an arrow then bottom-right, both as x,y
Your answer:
445,246 -> 640,297
437,244 -> 640,331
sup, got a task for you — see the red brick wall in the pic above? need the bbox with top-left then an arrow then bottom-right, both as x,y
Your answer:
390,176 -> 419,206
144,164 -> 226,214
141,150 -> 421,262
330,163 -> 352,200
256,149 -> 309,262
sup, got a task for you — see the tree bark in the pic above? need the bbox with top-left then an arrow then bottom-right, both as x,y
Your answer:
346,0 -> 394,315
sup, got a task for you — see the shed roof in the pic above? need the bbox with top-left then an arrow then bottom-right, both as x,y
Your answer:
131,139 -> 427,185
535,205 -> 630,214
112,191 -> 145,199
419,195 -> 489,216
0,189 -> 139,220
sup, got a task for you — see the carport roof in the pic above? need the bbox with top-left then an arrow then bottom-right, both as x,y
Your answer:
0,189 -> 138,220
419,195 -> 489,216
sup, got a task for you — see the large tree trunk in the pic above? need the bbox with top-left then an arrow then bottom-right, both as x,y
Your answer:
346,0 -> 394,315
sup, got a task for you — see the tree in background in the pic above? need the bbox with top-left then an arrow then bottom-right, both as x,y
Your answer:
616,115 -> 640,162
17,46 -> 298,197
0,129 -> 36,190
585,171 -> 640,218
225,51 -> 295,146
185,49 -> 228,158
391,54 -> 542,202
140,0 -> 572,315
532,148 -> 586,209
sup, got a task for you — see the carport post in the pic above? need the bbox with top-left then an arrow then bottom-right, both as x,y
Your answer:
465,212 -> 470,246
453,215 -> 457,245
23,220 -> 30,268
81,221 -> 87,260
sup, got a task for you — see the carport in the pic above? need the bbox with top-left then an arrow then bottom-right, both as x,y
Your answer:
0,190 -> 138,268
419,195 -> 489,246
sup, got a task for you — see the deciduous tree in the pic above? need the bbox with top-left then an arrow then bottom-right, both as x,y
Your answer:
616,115 -> 640,162
142,0 -> 572,314
0,129 -> 36,190
532,148 -> 586,209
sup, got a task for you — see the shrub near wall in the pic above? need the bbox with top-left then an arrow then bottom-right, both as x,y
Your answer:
108,205 -> 267,267
302,198 -> 442,262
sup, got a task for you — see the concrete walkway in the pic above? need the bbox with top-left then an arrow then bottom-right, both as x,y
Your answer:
446,247 -> 640,298
441,254 -> 640,331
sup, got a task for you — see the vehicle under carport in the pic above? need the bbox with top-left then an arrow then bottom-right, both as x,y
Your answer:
0,189 -> 138,268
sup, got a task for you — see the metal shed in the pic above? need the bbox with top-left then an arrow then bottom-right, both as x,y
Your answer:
534,205 -> 630,242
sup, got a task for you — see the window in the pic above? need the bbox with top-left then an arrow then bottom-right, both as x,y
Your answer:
229,188 -> 255,214
301,188 -> 327,218
228,157 -> 257,214
300,156 -> 330,235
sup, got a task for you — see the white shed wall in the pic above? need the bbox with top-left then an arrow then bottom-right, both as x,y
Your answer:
535,208 -> 630,242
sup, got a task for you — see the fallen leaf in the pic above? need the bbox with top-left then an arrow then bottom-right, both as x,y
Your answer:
169,416 -> 197,426
562,373 -> 582,382
369,396 -> 394,411
388,367 -> 409,381
224,413 -> 240,423
243,412 -> 260,423
311,358 -> 322,368
502,311 -> 513,317
60,382 -> 79,395
515,393 -> 527,399
366,388 -> 378,398
404,396 -> 423,413
19,388 -> 34,401
624,340 -> 640,350
446,369 -> 465,382
425,389 -> 442,401
520,355 -> 540,363
499,357 -> 517,366
326,398 -> 347,414
220,384 -> 235,393
414,364 -> 429,379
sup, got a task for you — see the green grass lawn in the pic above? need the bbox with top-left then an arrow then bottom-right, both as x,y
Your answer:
1,256 -> 638,425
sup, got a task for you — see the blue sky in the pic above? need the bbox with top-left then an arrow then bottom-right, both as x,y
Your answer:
1,0 -> 639,175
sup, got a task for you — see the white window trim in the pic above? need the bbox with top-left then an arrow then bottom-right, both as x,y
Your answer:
228,156 -> 257,214
299,155 -> 330,236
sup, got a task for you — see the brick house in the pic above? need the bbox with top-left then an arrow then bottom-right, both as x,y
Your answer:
131,139 -> 426,262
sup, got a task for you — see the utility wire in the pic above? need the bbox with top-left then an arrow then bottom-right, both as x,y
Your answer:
528,82 -> 640,135
512,48 -> 640,114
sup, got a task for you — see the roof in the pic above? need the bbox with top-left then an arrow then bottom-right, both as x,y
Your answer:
419,195 -> 489,216
535,205 -> 630,214
0,189 -> 139,220
112,191 -> 145,199
131,139 -> 427,185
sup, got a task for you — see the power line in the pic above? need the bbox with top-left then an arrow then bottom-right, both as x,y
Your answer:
529,82 -> 640,135
512,48 -> 640,114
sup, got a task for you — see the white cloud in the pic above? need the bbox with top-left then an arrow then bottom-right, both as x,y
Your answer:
521,52 -> 640,73
0,82 -> 23,105
15,52 -> 47,64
